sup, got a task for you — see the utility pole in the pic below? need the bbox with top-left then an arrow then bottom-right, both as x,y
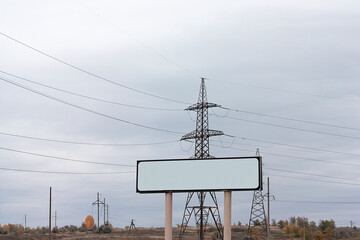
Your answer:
24,214 -> 26,230
179,78 -> 224,240
103,198 -> 106,225
267,177 -> 270,240
49,187 -> 52,240
55,211 -> 57,228
92,193 -> 104,228
107,204 -> 109,224
97,193 -> 100,228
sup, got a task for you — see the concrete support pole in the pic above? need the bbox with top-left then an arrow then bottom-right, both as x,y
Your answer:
165,192 -> 173,240
224,191 -> 232,240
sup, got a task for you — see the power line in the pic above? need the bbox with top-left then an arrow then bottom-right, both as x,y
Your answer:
261,151 -> 360,167
0,31 -> 191,105
76,0 -> 202,79
218,138 -> 331,156
0,131 -> 178,147
210,143 -> 360,167
274,193 -> 359,199
0,70 -> 183,111
264,166 -> 360,183
216,115 -> 360,140
0,146 -> 136,167
206,78 -> 360,103
268,173 -> 360,186
0,77 -> 184,135
222,135 -> 360,157
275,199 -> 360,204
0,167 -> 135,175
218,106 -> 360,131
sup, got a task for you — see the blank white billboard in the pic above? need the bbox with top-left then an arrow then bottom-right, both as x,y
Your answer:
136,157 -> 262,193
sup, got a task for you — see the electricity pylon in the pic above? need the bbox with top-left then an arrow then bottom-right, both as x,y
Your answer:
247,149 -> 267,239
179,78 -> 224,240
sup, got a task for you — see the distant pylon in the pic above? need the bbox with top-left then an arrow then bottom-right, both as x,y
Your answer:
127,220 -> 141,240
247,148 -> 267,239
179,78 -> 224,240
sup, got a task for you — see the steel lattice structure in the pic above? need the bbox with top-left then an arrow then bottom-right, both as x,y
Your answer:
247,149 -> 267,240
179,78 -> 224,240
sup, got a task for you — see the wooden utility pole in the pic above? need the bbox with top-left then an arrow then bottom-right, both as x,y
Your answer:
55,211 -> 57,228
103,198 -> 106,225
97,193 -> 100,227
49,187 -> 52,240
92,193 -> 103,228
25,214 -> 26,230
106,204 -> 109,224
267,177 -> 270,240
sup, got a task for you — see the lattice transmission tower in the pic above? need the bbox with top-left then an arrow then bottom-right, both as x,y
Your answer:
179,78 -> 224,240
247,148 -> 267,240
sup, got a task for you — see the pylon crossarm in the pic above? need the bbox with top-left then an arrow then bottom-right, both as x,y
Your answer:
185,102 -> 221,111
181,130 -> 224,141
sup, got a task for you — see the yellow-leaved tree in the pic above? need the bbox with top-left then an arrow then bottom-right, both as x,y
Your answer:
85,215 -> 95,230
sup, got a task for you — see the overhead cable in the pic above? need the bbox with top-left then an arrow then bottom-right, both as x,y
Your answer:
219,106 -> 360,131
76,0 -> 202,79
0,70 -> 183,111
211,143 -> 360,167
218,116 -> 360,140
268,173 -> 360,186
0,131 -> 179,147
0,146 -> 136,167
207,78 -> 360,103
0,166 -> 135,175
0,31 -> 190,105
222,135 -> 360,157
275,199 -> 360,204
264,166 -> 360,182
0,77 -> 184,135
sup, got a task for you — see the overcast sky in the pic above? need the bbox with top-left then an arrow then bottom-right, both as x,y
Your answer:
0,0 -> 359,230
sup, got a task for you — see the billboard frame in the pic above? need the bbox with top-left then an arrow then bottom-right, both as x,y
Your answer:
136,156 -> 262,193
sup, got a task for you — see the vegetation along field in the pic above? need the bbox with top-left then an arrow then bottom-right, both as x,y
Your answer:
1,216 -> 359,239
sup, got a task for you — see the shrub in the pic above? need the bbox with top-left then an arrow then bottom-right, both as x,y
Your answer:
79,222 -> 87,232
98,224 -> 112,234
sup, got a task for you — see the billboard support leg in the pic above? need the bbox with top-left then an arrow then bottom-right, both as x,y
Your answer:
165,192 -> 173,240
224,191 -> 232,240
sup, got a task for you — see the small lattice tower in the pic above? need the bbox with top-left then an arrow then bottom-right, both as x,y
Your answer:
179,78 -> 224,240
247,148 -> 267,239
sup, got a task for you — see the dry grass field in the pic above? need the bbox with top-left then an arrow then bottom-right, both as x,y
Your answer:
0,226 -> 288,240
0,226 -> 283,240
0,225 -> 359,240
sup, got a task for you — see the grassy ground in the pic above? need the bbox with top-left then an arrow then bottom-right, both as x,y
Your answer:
0,226 -> 283,240
0,225 -> 328,240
